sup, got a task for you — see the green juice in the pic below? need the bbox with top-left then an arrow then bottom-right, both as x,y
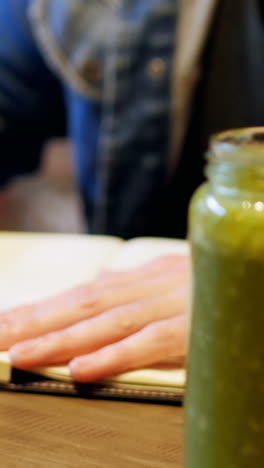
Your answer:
185,140 -> 264,468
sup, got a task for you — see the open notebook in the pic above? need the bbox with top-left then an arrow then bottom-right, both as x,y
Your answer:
0,232 -> 188,403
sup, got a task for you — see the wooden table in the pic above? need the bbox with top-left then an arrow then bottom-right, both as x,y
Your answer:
0,392 -> 184,467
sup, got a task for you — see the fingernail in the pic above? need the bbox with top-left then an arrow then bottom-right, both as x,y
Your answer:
69,356 -> 86,372
69,357 -> 94,382
69,359 -> 79,379
9,338 -> 42,365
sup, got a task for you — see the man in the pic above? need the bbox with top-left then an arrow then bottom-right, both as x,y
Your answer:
0,0 -> 263,380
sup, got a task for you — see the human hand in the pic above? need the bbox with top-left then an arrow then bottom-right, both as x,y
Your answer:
0,255 -> 188,382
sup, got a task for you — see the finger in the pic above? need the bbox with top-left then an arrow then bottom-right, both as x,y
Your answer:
148,357 -> 186,370
0,283 -> 95,325
0,304 -> 35,323
98,254 -> 188,284
0,254 -> 187,323
0,266 -> 187,349
0,255 -> 187,330
9,288 -> 187,369
69,315 -> 187,382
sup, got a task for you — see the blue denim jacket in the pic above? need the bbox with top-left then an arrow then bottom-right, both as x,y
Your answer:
34,0 -> 264,241
0,0 -> 178,238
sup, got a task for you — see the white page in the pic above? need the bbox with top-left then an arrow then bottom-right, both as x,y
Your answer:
109,237 -> 189,270
0,232 -> 123,310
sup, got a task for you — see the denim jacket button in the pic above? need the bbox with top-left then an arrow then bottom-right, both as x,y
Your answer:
147,58 -> 166,80
143,154 -> 160,170
79,60 -> 101,82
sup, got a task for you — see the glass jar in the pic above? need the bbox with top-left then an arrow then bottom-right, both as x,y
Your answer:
185,128 -> 264,467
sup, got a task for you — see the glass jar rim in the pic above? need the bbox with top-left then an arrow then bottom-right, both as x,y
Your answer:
208,127 -> 264,166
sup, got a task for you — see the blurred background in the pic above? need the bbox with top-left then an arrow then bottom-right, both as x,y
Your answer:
0,139 -> 86,233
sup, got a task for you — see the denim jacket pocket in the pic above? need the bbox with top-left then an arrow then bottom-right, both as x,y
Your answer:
29,0 -> 120,99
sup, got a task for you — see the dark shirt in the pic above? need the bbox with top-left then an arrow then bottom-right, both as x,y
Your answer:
147,0 -> 264,239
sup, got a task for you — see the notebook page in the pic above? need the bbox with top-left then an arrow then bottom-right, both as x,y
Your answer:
0,351 -> 186,387
109,237 -> 189,270
0,232 -> 123,310
0,352 -> 11,383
